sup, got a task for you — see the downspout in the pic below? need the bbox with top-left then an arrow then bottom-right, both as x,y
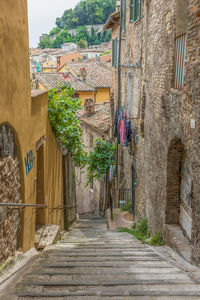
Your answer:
116,0 -> 123,178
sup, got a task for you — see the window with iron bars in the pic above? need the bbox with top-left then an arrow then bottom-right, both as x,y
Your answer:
174,33 -> 186,89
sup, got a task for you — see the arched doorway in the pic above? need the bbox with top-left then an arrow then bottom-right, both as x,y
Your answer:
0,124 -> 22,263
166,138 -> 193,240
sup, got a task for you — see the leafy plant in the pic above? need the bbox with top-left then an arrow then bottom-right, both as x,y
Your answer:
86,139 -> 116,185
120,201 -> 132,214
100,50 -> 111,56
118,219 -> 150,244
148,233 -> 165,246
48,84 -> 88,168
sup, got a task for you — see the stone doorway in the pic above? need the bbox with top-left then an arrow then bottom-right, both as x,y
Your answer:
0,124 -> 22,263
165,138 -> 184,225
165,138 -> 193,262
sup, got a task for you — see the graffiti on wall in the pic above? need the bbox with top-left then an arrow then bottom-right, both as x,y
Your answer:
24,150 -> 35,176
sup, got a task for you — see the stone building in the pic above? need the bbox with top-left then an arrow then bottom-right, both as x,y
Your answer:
0,0 -> 75,264
76,100 -> 111,215
105,0 -> 200,264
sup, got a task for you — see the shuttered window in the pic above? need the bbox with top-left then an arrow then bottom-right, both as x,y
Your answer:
122,0 -> 126,32
130,0 -> 141,23
112,38 -> 118,67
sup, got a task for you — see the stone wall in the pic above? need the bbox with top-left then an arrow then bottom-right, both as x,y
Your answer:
135,0 -> 200,263
109,0 -> 200,263
0,124 -> 22,263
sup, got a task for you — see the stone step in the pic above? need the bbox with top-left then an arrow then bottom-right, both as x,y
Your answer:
46,251 -> 156,256
17,296 -> 200,300
32,267 -> 182,275
16,287 -> 200,298
22,278 -> 196,287
25,272 -> 190,282
40,261 -> 173,268
53,257 -> 164,262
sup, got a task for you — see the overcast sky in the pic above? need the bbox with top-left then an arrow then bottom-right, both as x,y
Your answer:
28,0 -> 80,47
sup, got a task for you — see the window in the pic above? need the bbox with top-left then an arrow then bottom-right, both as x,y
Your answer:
122,0 -> 126,32
130,0 -> 141,23
174,0 -> 187,89
112,38 -> 118,67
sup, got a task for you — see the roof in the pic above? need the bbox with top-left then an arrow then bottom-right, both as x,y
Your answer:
37,72 -> 95,92
78,102 -> 110,134
66,61 -> 111,88
37,73 -> 66,90
59,73 -> 95,92
104,12 -> 120,30
100,53 -> 112,63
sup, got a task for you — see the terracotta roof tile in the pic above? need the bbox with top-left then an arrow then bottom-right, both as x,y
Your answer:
67,61 -> 111,88
78,102 -> 110,134
37,72 -> 95,92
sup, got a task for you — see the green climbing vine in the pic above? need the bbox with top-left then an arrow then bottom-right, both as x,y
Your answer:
48,84 -> 88,168
86,139 -> 116,185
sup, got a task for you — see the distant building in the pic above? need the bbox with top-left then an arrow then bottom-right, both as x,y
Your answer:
58,61 -> 111,104
61,42 -> 78,51
76,100 -> 111,215
56,52 -> 83,70
42,61 -> 56,73
36,72 -> 95,105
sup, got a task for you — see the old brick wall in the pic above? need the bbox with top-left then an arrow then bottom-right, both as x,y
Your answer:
134,0 -> 200,262
0,124 -> 22,263
111,0 -> 144,215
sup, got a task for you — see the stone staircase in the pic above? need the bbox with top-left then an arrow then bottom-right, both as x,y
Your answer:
3,217 -> 200,299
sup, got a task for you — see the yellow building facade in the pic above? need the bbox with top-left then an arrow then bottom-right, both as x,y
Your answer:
0,0 -> 64,262
59,64 -> 111,104
42,61 -> 56,73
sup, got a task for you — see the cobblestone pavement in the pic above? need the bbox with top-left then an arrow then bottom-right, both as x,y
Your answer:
1,216 -> 200,299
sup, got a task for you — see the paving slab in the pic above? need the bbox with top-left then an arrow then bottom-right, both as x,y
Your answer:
1,216 -> 200,300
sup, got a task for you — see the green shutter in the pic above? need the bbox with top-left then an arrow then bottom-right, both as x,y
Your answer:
122,0 -> 126,32
112,38 -> 118,67
136,0 -> 141,21
114,38 -> 118,67
130,0 -> 135,22
112,39 -> 115,67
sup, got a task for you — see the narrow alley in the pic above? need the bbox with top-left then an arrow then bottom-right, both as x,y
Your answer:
1,217 -> 200,299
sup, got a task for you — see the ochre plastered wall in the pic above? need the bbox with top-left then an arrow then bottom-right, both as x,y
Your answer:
78,91 -> 95,105
96,88 -> 110,103
0,0 -> 63,253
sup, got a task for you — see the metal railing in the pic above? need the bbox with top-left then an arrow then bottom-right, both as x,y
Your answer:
175,33 -> 186,89
0,203 -> 47,209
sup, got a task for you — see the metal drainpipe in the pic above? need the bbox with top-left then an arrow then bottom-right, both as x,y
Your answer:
114,0 -> 123,211
116,0 -> 123,177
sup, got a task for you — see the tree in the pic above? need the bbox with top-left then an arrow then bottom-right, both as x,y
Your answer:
86,139 -> 116,185
79,39 -> 88,48
38,37 -> 53,49
49,27 -> 61,36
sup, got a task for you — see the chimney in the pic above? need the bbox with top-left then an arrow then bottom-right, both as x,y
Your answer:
80,67 -> 86,81
84,98 -> 95,115
96,56 -> 100,65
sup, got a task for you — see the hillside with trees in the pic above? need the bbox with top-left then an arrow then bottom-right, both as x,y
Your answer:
38,0 -> 116,49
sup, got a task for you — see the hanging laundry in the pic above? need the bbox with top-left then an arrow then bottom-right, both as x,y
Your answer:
120,119 -> 126,144
114,110 -> 119,138
125,120 -> 132,147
